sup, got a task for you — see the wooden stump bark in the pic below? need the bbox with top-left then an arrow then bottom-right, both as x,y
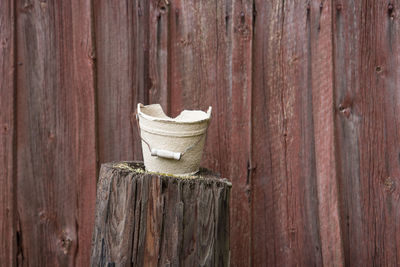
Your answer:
90,162 -> 231,267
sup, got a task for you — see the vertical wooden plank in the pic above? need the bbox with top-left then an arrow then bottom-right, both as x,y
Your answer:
332,1 -> 363,265
212,0 -> 232,178
165,0 -> 253,265
252,0 -> 324,265
94,0 -> 149,163
148,0 -> 169,112
168,0 -> 217,117
147,0 -> 226,196
168,0 -> 223,175
333,0 -> 400,265
310,0 -> 345,265
16,0 -> 97,265
229,0 -> 253,265
0,0 -> 16,265
134,0 -> 150,159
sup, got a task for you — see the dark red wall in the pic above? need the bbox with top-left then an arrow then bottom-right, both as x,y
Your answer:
1,0 -> 400,266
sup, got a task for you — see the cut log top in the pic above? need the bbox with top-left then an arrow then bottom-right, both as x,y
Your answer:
109,161 -> 232,185
91,161 -> 231,267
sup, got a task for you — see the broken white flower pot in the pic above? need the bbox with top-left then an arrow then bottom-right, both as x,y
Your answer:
136,103 -> 212,176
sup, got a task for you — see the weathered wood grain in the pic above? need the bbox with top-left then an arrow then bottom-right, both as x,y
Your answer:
94,0 -> 149,162
159,1 -> 253,265
228,1 -> 253,265
15,0 -> 97,265
165,0 -> 228,174
148,0 -> 169,112
309,0 -> 345,265
252,0 -> 324,266
90,162 -> 231,267
333,0 -> 400,265
0,0 -> 16,265
2,0 -> 400,266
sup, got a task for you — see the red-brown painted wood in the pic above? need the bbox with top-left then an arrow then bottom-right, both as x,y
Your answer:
309,0 -> 345,265
94,0 -> 149,163
15,0 -> 97,265
228,1 -> 253,265
0,0 -> 16,265
333,0 -> 400,265
2,0 -> 400,266
148,0 -> 169,112
252,1 -> 325,265
164,1 -> 253,265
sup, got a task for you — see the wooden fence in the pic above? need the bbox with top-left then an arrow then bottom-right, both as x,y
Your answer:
1,0 -> 399,266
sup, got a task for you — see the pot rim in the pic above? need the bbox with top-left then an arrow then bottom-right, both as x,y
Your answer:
137,103 -> 212,124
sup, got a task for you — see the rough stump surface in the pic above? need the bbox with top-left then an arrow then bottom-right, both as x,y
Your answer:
90,162 -> 231,267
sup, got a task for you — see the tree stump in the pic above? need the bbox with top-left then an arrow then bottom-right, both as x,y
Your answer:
90,162 -> 231,267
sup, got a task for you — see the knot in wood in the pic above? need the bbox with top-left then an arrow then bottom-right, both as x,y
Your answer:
59,231 -> 73,255
384,177 -> 395,194
338,104 -> 351,118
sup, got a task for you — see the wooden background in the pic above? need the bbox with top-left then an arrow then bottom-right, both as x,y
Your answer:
1,0 -> 400,266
